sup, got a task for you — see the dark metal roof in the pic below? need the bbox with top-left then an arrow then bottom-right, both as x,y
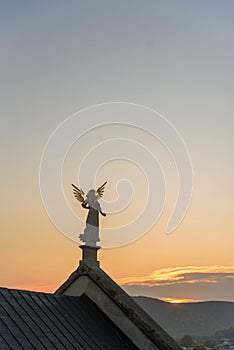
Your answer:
0,287 -> 139,350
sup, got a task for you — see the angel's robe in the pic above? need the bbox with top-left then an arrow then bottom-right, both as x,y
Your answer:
79,201 -> 101,246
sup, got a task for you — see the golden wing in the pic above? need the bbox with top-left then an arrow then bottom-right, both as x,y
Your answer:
95,181 -> 107,201
71,184 -> 86,204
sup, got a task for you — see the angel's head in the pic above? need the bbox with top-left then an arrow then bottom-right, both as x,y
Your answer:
86,189 -> 96,200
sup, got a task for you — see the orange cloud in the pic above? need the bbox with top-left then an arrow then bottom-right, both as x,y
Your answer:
116,265 -> 234,287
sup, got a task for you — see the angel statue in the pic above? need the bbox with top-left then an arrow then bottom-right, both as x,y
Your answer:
71,182 -> 107,247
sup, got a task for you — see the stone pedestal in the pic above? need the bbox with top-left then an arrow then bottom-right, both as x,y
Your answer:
79,245 -> 101,267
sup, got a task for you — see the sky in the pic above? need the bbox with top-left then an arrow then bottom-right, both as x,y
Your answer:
1,0 -> 234,303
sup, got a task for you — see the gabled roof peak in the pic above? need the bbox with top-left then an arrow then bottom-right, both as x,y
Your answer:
55,245 -> 182,350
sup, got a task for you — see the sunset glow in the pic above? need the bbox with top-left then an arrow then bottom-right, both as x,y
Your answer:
117,265 -> 234,302
159,297 -> 200,304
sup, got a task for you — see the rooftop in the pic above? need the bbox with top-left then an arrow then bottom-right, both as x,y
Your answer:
0,245 -> 182,349
0,287 -> 139,350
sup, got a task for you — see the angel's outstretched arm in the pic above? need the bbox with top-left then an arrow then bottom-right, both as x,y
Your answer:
82,203 -> 90,209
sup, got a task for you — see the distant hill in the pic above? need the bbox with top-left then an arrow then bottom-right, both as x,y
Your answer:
133,296 -> 234,339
